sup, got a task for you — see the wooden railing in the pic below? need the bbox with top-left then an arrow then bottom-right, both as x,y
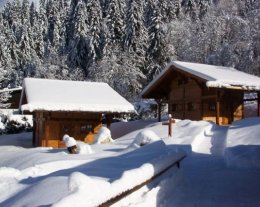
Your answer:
98,154 -> 186,207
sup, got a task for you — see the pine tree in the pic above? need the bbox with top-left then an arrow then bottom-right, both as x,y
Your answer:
159,0 -> 181,22
88,45 -> 146,100
29,2 -> 36,27
67,0 -> 92,75
106,0 -> 126,44
124,0 -> 148,56
85,0 -> 103,60
21,0 -> 30,26
145,0 -> 171,80
0,13 -> 11,69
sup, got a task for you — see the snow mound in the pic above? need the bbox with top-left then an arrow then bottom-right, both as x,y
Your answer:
224,118 -> 260,168
225,145 -> 260,169
131,130 -> 161,148
53,141 -> 183,207
0,167 -> 21,178
94,127 -> 114,144
63,135 -> 77,147
77,141 -> 93,154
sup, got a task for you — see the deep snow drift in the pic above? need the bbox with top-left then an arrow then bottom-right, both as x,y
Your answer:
0,118 -> 260,207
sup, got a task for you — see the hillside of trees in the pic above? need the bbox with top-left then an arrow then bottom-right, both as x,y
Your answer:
0,0 -> 259,100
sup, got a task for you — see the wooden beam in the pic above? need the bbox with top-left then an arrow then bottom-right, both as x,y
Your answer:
98,154 -> 186,207
242,101 -> 244,119
182,86 -> 185,119
34,112 -> 45,147
243,98 -> 258,102
168,115 -> 175,137
158,102 -> 161,122
105,114 -> 113,129
201,100 -> 204,120
45,124 -> 49,147
156,99 -> 162,122
216,90 -> 220,125
38,112 -> 44,147
32,113 -> 36,146
201,95 -> 217,99
257,92 -> 260,117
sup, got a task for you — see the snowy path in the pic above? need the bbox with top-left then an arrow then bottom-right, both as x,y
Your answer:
165,153 -> 260,207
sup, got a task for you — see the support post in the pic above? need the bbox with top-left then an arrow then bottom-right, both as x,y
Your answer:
105,114 -> 113,129
158,102 -> 161,122
216,90 -> 220,125
35,112 -> 45,147
33,113 -> 36,146
156,99 -> 162,122
39,112 -> 44,146
257,92 -> 260,117
168,114 -> 175,137
45,124 -> 49,147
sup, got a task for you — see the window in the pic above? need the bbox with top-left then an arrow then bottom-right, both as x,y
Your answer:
209,102 -> 216,111
80,124 -> 92,134
187,102 -> 195,111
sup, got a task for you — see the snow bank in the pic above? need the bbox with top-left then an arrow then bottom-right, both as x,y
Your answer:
130,130 -> 161,148
0,167 -> 21,178
76,141 -> 93,155
1,117 -> 260,206
53,141 -> 185,207
224,118 -> 260,168
225,145 -> 260,168
94,126 -> 114,144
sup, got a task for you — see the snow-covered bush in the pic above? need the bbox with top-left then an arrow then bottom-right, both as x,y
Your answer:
94,127 -> 114,144
130,130 -> 161,148
132,99 -> 168,120
0,111 -> 32,134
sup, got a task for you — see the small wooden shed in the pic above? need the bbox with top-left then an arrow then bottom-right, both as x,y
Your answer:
19,78 -> 135,148
142,61 -> 260,125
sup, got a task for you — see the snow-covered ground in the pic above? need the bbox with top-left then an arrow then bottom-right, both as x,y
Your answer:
0,118 -> 260,207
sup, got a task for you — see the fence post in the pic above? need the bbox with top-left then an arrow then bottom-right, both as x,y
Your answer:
168,114 -> 175,137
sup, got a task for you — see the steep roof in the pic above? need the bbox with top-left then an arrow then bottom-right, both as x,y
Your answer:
20,78 -> 135,113
142,61 -> 260,98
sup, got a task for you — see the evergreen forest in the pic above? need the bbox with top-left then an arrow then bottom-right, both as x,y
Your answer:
0,0 -> 259,100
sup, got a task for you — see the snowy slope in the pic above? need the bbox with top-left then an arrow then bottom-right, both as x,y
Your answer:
0,118 -> 260,206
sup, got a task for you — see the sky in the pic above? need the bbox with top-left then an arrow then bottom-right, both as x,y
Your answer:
0,117 -> 260,206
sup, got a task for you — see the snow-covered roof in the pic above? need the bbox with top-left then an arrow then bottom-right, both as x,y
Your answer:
0,87 -> 22,93
20,78 -> 135,113
173,61 -> 260,90
142,61 -> 260,97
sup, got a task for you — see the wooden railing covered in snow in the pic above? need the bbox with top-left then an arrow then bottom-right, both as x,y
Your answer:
98,153 -> 186,207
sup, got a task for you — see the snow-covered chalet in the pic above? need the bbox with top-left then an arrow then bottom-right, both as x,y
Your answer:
19,78 -> 135,147
142,61 -> 260,125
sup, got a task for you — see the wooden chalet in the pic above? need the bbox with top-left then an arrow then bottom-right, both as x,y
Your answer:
142,61 -> 260,125
19,78 -> 135,148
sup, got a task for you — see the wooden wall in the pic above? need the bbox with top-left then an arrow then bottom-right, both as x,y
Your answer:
169,74 -> 202,121
167,72 -> 244,125
33,111 -> 102,148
